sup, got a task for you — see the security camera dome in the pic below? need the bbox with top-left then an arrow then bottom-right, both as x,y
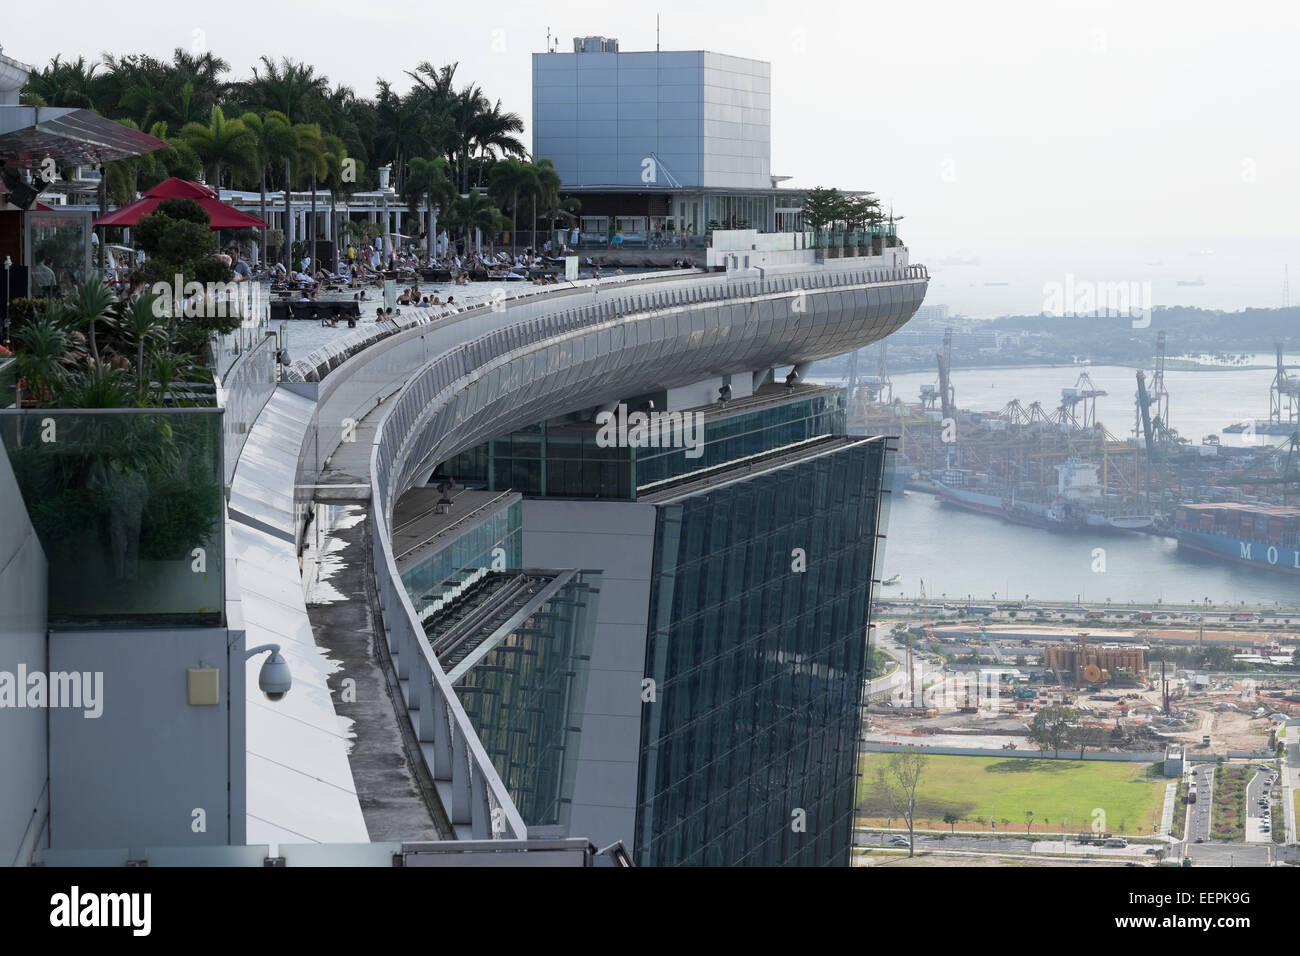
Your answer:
258,651 -> 292,702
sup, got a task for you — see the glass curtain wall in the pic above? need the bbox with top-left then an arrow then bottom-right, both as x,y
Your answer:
452,571 -> 601,829
636,439 -> 889,866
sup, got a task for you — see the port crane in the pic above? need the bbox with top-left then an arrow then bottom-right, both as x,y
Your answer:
1270,341 -> 1300,428
1057,372 -> 1107,431
978,625 -> 1006,664
937,329 -> 957,423
1136,370 -> 1157,509
1238,429 -> 1300,504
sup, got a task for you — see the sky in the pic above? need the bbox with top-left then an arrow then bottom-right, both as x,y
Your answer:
9,0 -> 1300,316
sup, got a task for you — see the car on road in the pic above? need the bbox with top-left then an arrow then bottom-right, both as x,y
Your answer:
889,836 -> 909,847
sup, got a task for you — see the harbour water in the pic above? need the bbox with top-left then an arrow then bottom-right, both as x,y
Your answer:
853,361 -> 1300,607
878,489 -> 1299,607
875,363 -> 1294,448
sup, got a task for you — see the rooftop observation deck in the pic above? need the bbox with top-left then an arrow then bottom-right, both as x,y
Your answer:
222,252 -> 928,848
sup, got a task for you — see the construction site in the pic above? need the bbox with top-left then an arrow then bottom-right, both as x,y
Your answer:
865,615 -> 1300,755
844,333 -> 1300,524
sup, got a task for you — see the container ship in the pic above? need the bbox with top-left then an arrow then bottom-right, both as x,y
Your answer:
932,460 -> 1153,532
1172,502 -> 1300,575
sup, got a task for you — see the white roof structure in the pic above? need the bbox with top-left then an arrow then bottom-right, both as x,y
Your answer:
227,390 -> 369,844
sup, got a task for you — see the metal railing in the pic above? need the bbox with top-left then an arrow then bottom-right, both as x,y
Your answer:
371,464 -> 528,840
296,264 -> 928,390
215,331 -> 278,486
361,260 -> 929,840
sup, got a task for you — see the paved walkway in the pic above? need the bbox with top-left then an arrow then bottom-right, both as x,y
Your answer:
302,506 -> 447,840
1285,734 -> 1298,844
1159,782 -> 1178,836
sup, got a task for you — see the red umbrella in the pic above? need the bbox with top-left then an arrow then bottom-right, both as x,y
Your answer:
93,177 -> 268,229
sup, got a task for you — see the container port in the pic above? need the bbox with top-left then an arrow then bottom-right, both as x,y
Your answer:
848,333 -> 1300,575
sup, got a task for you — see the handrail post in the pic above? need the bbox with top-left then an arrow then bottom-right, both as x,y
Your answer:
471,770 -> 490,838
451,724 -> 472,825
431,683 -> 453,779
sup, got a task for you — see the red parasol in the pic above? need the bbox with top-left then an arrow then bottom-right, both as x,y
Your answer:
93,177 -> 268,229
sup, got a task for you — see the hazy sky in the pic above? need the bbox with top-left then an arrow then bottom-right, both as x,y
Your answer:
10,0 -> 1299,313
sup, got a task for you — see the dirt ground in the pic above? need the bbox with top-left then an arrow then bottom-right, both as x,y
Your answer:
870,675 -> 1298,753
1162,696 -> 1282,752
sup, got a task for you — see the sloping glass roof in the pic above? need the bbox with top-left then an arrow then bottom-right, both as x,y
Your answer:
0,106 -> 166,165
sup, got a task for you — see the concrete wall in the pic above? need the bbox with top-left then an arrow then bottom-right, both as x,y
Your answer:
522,498 -> 657,850
0,447 -> 49,866
46,627 -> 238,850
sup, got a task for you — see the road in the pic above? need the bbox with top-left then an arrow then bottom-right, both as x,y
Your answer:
855,829 -> 1157,860
1288,735 -> 1299,843
1244,765 -> 1278,843
1185,763 -> 1214,844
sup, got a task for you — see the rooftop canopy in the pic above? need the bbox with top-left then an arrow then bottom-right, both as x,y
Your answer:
94,177 -> 269,229
0,105 -> 167,166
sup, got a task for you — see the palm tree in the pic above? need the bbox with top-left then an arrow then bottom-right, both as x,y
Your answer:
241,110 -> 296,263
55,363 -> 136,409
65,281 -> 117,366
405,61 -> 459,153
466,97 -> 525,188
372,81 -> 427,194
169,49 -> 231,116
447,189 -> 502,256
104,50 -> 230,132
488,158 -> 538,257
320,133 -> 352,255
21,55 -> 105,110
111,293 -> 167,401
13,311 -> 69,404
180,106 -> 257,188
531,158 -> 563,252
539,193 -> 581,246
403,157 -> 454,255
447,85 -> 525,192
147,348 -> 187,407
291,124 -> 329,264
241,56 -> 330,124
103,119 -> 180,206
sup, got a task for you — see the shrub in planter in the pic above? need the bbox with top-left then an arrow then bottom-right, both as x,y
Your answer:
6,297 -> 52,339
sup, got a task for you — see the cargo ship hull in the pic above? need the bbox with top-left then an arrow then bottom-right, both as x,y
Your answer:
1173,503 -> 1300,576
932,480 -> 1009,518
933,476 -> 1142,533
1176,530 -> 1300,575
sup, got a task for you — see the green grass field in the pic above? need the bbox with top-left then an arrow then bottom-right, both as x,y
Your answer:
857,753 -> 1168,835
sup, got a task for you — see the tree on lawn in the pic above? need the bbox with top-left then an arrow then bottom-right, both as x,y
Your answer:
1029,705 -> 1075,757
1073,720 -> 1104,759
943,811 -> 960,835
874,751 -> 927,858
